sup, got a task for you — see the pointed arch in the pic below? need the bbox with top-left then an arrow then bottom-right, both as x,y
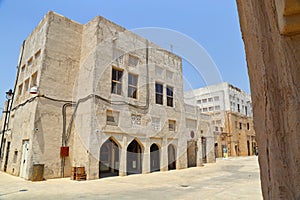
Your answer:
99,137 -> 120,178
127,138 -> 143,175
150,143 -> 160,172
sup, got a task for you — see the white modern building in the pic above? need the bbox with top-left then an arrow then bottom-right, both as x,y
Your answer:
185,82 -> 252,117
184,82 -> 255,157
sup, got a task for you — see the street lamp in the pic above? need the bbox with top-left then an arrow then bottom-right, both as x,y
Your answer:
0,89 -> 13,160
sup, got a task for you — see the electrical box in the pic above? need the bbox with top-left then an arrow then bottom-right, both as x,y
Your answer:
60,146 -> 69,157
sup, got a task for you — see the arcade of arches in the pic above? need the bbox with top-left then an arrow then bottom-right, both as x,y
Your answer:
98,137 -> 208,178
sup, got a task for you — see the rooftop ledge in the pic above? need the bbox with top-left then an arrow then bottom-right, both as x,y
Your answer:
276,0 -> 300,35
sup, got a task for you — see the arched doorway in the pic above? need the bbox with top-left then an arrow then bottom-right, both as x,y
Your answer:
99,137 -> 120,178
150,143 -> 160,172
168,144 -> 176,170
127,139 -> 143,175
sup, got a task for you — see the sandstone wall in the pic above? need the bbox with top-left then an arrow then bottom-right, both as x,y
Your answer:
236,0 -> 300,199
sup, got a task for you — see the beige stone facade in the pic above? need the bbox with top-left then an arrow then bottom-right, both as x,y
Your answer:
0,11 -> 215,180
217,112 -> 256,158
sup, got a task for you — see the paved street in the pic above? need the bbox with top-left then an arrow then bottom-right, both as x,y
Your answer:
0,156 -> 262,200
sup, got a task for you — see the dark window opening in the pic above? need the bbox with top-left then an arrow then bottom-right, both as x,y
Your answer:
111,68 -> 123,95
167,86 -> 173,107
155,83 -> 163,105
128,73 -> 138,99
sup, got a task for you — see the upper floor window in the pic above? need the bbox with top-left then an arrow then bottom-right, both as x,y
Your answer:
155,82 -> 163,105
202,99 -> 207,103
128,73 -> 138,99
237,104 -> 240,112
208,98 -> 213,102
111,68 -> 123,95
166,85 -> 173,107
247,122 -> 250,130
239,122 -> 242,130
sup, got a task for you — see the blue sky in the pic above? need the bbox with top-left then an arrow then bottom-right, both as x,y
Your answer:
0,0 -> 249,109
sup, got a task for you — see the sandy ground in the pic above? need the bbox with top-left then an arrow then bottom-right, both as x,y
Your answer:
0,156 -> 262,200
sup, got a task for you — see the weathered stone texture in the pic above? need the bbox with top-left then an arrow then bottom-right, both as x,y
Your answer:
236,0 -> 300,199
1,11 -> 216,181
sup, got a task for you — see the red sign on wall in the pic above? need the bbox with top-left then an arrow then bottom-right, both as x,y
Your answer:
60,146 -> 69,157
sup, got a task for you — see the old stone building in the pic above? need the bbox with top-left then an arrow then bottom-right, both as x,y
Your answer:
184,82 -> 256,158
219,111 -> 256,157
0,11 -> 215,180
